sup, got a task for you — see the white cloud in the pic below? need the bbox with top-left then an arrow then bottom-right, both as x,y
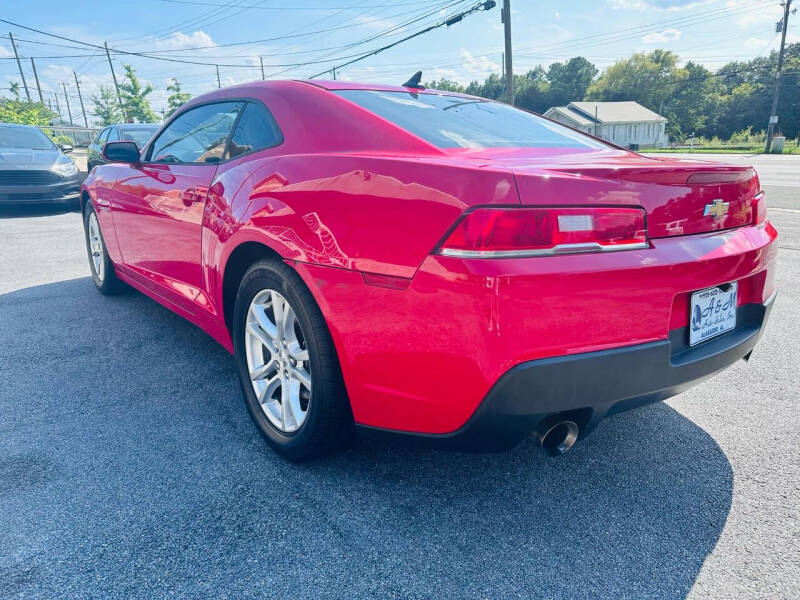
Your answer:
154,30 -> 216,51
0,45 -> 12,59
428,67 -> 460,81
641,28 -> 683,43
554,11 -> 561,20
460,48 -> 500,78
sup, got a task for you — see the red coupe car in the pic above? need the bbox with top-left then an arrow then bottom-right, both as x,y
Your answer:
82,80 -> 777,460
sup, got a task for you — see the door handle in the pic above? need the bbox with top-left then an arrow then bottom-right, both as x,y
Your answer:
181,187 -> 206,206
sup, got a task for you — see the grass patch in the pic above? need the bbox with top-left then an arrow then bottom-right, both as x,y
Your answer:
643,142 -> 800,155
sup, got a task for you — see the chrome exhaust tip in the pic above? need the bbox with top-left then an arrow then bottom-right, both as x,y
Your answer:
534,420 -> 579,456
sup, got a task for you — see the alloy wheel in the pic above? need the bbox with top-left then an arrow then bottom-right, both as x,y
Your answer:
88,212 -> 105,282
244,289 -> 312,433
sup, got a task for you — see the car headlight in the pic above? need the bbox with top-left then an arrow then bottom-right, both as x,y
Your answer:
53,160 -> 79,176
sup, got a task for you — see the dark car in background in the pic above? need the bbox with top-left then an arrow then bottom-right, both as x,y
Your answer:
0,123 -> 82,206
87,123 -> 159,171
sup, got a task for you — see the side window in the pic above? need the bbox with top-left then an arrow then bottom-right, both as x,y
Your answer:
106,127 -> 120,142
225,102 -> 283,159
148,102 -> 243,164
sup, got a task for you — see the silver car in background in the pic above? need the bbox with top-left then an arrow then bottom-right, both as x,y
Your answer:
0,123 -> 81,206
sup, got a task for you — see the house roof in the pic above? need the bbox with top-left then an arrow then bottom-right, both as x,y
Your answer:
568,101 -> 667,123
543,106 -> 595,127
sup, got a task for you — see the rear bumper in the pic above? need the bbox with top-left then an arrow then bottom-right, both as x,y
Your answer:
294,221 -> 778,438
362,294 -> 774,451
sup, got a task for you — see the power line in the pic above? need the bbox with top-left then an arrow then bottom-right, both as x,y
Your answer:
276,0 -> 472,75
0,1 -> 471,72
307,0 -> 496,78
157,0 -> 445,9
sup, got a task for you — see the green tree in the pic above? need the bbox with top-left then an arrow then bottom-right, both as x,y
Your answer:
425,78 -> 465,92
662,61 -> 725,140
0,99 -> 56,126
9,82 -> 20,100
165,78 -> 192,117
408,43 -> 800,143
545,57 -> 598,108
119,64 -> 157,122
514,67 -> 550,113
587,50 -> 682,115
465,72 -> 506,100
91,85 -> 122,126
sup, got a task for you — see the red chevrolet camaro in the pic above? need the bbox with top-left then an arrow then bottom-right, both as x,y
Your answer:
82,80 -> 777,460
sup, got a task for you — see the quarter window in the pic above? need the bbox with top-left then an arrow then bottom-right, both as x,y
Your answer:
148,102 -> 243,164
225,102 -> 283,159
106,127 -> 120,142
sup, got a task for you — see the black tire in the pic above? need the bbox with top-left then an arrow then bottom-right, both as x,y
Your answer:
83,202 -> 125,295
233,258 -> 354,461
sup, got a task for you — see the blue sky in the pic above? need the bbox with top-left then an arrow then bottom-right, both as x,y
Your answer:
0,0 -> 795,122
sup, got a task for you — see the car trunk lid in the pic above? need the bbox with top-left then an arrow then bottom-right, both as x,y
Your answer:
450,149 -> 760,238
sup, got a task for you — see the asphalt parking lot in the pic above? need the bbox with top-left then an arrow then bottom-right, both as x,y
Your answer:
1,154 -> 798,599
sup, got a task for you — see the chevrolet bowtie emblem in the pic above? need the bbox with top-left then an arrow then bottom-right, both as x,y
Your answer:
703,199 -> 729,219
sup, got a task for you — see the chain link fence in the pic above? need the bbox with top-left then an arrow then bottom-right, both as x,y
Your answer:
38,125 -> 100,148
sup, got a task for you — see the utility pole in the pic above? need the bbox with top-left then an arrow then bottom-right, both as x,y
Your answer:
765,0 -> 793,153
332,67 -> 337,81
30,57 -> 44,103
104,41 -> 127,121
216,65 -> 221,88
501,0 -> 513,105
62,82 -> 73,126
259,56 -> 265,80
8,32 -> 31,101
74,72 -> 89,128
53,91 -> 62,123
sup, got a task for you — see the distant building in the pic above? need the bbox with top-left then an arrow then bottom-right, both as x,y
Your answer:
544,101 -> 668,148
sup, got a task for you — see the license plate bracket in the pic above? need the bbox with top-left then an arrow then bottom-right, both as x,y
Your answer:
689,282 -> 738,346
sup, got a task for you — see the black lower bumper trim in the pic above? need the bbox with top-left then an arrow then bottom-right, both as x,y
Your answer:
359,296 -> 774,452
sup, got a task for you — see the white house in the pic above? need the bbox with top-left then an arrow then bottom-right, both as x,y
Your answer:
544,101 -> 668,148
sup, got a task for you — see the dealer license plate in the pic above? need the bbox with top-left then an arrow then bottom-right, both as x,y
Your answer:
689,282 -> 738,346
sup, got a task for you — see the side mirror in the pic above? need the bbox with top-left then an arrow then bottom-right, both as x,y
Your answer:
61,144 -> 73,154
103,141 -> 140,164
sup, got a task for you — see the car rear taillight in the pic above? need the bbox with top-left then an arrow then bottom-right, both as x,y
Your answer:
438,207 -> 648,257
753,191 -> 767,226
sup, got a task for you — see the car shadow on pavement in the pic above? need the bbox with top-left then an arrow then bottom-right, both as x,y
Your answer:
0,277 -> 733,599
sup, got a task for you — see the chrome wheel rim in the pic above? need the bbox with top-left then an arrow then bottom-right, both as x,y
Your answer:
244,289 -> 312,433
88,212 -> 105,282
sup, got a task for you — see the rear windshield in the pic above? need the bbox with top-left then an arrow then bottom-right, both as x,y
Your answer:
121,127 -> 158,147
0,127 -> 57,151
334,90 -> 605,150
